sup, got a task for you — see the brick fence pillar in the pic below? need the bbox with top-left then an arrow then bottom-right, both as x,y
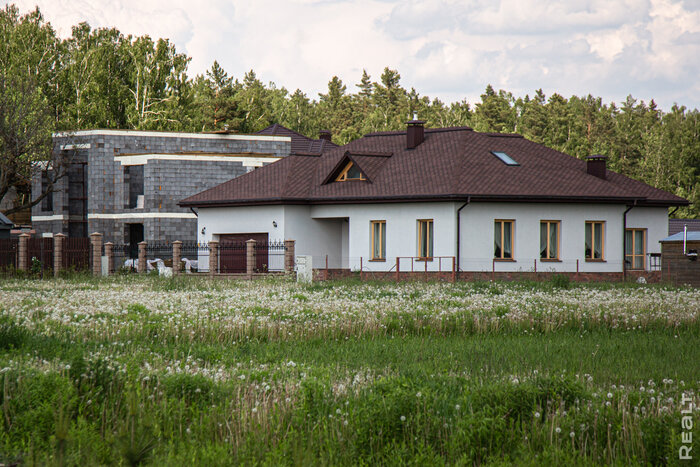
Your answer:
246,239 -> 257,278
104,242 -> 113,275
18,233 -> 30,272
90,232 -> 103,276
208,241 -> 219,277
138,241 -> 147,273
53,233 -> 65,277
284,239 -> 295,274
172,241 -> 182,276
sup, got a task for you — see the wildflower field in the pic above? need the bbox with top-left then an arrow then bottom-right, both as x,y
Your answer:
1,275 -> 699,466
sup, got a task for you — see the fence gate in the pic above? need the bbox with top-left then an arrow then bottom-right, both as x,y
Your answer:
219,233 -> 269,273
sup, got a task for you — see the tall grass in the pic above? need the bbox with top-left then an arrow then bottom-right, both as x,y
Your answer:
0,276 -> 698,465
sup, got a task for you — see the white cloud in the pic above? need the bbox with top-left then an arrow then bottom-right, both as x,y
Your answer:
5,0 -> 700,110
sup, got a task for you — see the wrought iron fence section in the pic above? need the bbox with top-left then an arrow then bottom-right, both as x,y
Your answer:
180,241 -> 208,273
218,242 -> 246,273
27,238 -> 53,275
257,241 -> 286,272
0,238 -> 18,271
145,241 -> 173,272
63,237 -> 91,271
112,243 -> 137,273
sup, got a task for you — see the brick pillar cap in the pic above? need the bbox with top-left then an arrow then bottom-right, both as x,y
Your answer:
172,240 -> 182,245
138,241 -> 147,245
55,233 -> 66,238
104,241 -> 113,245
19,233 -> 30,238
246,239 -> 257,244
90,232 -> 103,237
209,240 -> 219,245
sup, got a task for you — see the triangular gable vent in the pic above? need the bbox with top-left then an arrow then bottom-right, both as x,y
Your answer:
324,154 -> 368,184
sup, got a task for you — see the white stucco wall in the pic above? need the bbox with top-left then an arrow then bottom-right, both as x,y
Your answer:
311,202 -> 459,272
195,201 -> 669,273
626,207 -> 669,256
283,205 -> 346,268
196,205 -> 285,269
458,203 -> 654,273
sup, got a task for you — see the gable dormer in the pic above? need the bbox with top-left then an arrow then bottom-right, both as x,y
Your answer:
335,160 -> 366,181
323,151 -> 393,185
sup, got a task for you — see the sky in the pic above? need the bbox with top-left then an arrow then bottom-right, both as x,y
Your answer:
7,0 -> 700,111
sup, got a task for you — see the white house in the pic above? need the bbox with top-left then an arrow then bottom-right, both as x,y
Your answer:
180,120 -> 687,276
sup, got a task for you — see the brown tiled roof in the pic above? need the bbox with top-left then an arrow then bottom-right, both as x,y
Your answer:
256,124 -> 338,154
181,126 -> 688,207
669,219 -> 700,235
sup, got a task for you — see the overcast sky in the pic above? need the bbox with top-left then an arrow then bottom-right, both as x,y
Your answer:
8,0 -> 700,111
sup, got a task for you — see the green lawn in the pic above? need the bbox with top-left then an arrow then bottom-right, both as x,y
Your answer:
1,275 -> 698,465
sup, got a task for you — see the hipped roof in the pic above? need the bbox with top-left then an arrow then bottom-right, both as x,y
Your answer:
181,126 -> 688,208
256,124 -> 338,154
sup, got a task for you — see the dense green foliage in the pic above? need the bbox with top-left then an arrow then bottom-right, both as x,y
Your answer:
0,276 -> 698,465
1,4 -> 699,217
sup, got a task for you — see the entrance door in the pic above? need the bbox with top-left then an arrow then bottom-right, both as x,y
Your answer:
219,233 -> 269,273
128,223 -> 144,259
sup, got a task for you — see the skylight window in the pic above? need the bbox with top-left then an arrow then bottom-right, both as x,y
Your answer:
492,151 -> 519,166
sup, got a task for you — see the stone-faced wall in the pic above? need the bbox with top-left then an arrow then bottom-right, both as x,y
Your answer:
661,240 -> 700,287
32,131 -> 290,243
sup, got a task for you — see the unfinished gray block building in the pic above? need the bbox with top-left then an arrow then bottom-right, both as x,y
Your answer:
31,129 -> 292,246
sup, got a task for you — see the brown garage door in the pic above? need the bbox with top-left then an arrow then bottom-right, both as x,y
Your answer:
219,233 -> 269,273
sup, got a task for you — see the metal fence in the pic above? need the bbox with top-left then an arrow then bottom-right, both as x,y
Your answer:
262,241 -> 286,272
145,241 -> 173,272
63,237 -> 91,272
218,241 -> 286,273
27,238 -> 53,275
0,238 -> 18,271
181,241 -> 208,273
112,243 -> 137,273
218,242 -> 247,273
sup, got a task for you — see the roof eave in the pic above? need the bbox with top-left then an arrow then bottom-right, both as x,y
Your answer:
180,193 -> 689,208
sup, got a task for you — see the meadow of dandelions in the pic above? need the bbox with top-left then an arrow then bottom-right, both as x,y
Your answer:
0,276 -> 698,465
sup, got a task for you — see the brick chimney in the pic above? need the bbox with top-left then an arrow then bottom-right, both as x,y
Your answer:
406,113 -> 425,149
319,130 -> 332,142
586,155 -> 607,180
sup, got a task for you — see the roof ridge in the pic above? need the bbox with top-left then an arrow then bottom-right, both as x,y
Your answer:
364,126 -> 473,138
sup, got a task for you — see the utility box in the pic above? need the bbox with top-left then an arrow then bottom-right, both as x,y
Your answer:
101,256 -> 109,276
296,255 -> 312,283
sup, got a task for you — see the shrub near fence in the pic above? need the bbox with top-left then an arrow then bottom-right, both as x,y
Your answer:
27,237 -> 53,275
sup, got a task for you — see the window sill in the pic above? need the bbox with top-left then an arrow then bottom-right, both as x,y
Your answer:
494,258 -> 516,262
585,259 -> 606,263
540,259 -> 561,262
369,258 -> 386,262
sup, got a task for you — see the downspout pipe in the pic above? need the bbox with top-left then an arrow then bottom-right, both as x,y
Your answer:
622,201 -> 637,281
189,207 -> 198,217
456,197 -> 471,273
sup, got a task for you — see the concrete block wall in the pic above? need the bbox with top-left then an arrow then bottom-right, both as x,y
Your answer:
32,131 -> 291,243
